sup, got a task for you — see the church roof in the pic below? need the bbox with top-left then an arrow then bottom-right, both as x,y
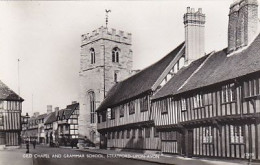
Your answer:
0,80 -> 23,101
153,33 -> 260,100
96,42 -> 184,112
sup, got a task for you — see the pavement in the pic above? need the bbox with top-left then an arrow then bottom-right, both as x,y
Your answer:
78,148 -> 260,165
1,145 -> 260,165
0,146 -> 32,165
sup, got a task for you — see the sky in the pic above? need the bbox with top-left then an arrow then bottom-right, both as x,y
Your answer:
0,0 -> 242,116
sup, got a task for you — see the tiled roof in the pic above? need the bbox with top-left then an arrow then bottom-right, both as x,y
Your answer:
44,112 -> 56,124
152,54 -> 209,100
177,33 -> 260,94
36,113 -> 48,120
153,33 -> 260,100
44,103 -> 79,124
0,80 -> 23,101
96,42 -> 184,111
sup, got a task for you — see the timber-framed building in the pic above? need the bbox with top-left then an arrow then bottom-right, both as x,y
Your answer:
0,80 -> 23,147
96,0 -> 260,161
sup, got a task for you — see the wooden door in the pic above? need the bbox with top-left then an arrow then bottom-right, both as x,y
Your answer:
187,130 -> 193,157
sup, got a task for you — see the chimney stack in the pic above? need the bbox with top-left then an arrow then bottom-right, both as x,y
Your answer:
228,0 -> 258,53
184,7 -> 206,64
55,107 -> 59,116
47,105 -> 52,114
33,112 -> 39,117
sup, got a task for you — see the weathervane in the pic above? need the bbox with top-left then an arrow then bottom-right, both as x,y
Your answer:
105,9 -> 111,28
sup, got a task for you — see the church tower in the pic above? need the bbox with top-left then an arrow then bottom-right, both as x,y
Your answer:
78,26 -> 133,144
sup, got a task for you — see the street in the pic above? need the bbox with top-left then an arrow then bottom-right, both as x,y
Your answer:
1,145 -> 160,165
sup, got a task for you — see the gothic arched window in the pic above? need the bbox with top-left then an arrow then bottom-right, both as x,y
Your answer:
112,47 -> 120,63
90,48 -> 95,64
88,91 -> 95,123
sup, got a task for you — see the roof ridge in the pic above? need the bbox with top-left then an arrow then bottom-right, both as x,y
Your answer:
177,51 -> 215,91
117,42 -> 185,84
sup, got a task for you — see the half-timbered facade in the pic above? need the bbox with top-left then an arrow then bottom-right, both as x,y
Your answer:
0,80 -> 24,146
96,6 -> 206,152
152,0 -> 260,160
96,42 -> 191,151
56,102 -> 79,146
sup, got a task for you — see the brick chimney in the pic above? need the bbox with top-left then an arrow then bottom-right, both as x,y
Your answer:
55,107 -> 59,116
228,0 -> 258,53
184,7 -> 206,64
33,112 -> 39,117
47,105 -> 52,114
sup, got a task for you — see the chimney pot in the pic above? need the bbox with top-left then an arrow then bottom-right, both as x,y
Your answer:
47,105 -> 52,114
187,7 -> 191,13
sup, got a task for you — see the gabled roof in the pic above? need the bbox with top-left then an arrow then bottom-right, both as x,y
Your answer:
153,33 -> 260,100
44,112 -> 56,124
36,113 -> 48,120
177,33 -> 260,94
153,54 -> 209,100
45,103 -> 79,124
0,80 -> 23,101
96,42 -> 185,111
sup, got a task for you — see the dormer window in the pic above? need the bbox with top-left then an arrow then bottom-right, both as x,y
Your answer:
90,48 -> 95,64
112,47 -> 120,63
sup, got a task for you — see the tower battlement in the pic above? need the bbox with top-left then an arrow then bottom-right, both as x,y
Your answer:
81,26 -> 132,46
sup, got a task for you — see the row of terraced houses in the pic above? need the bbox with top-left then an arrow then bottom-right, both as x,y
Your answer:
86,0 -> 260,161
21,102 -> 79,146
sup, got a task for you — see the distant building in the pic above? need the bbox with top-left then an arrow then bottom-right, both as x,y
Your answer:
0,80 -> 24,147
78,26 -> 133,144
44,102 -> 79,146
21,113 -> 30,143
26,112 -> 40,142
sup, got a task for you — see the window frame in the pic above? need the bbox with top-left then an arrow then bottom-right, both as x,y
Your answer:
129,101 -> 135,115
222,83 -> 236,103
89,91 -> 96,124
111,108 -> 115,120
112,47 -> 120,63
230,125 -> 244,144
181,98 -> 187,111
193,93 -> 204,109
202,127 -> 213,144
90,48 -> 95,64
119,105 -> 124,118
161,99 -> 169,114
154,127 -> 159,138
140,96 -> 148,112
